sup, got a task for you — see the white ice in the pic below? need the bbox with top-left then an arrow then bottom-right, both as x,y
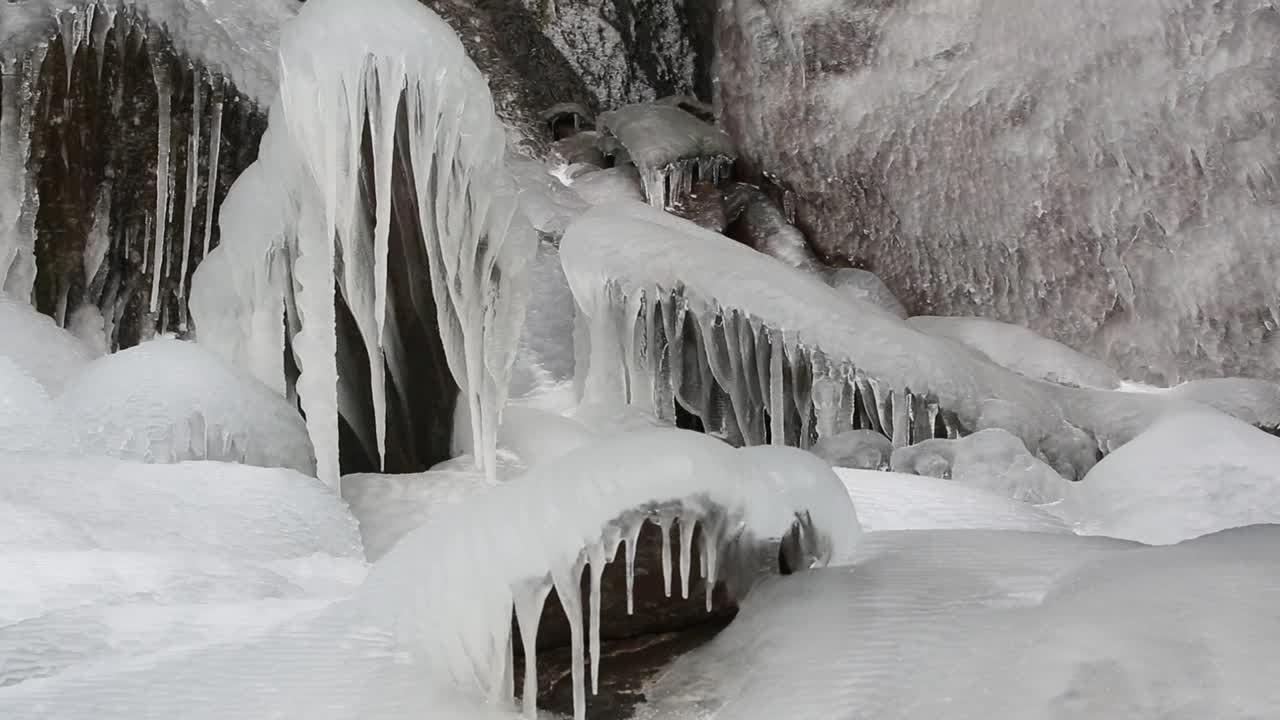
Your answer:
0,292 -> 99,393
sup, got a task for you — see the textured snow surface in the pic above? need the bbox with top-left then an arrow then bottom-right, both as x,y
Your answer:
837,468 -> 1069,535
909,315 -> 1122,389
1065,410 -> 1280,545
0,0 -> 297,104
58,339 -> 315,475
643,526 -> 1280,720
191,0 -> 536,484
0,293 -> 98,393
714,0 -> 1280,385
0,457 -> 363,693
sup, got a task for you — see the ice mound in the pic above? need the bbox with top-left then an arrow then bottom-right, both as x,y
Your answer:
341,468 -> 500,561
568,166 -> 646,205
810,429 -> 893,470
837,468 -> 1070,534
0,356 -> 70,456
1064,410 -> 1280,545
598,102 -> 734,208
646,526 -> 1280,720
908,315 -> 1121,389
891,429 -> 1069,505
54,339 -> 314,474
0,293 -> 98,393
1163,377 -> 1280,431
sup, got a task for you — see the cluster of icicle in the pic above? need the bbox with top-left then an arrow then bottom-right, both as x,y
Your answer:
191,0 -> 535,486
641,155 -> 735,209
359,429 -> 859,720
0,0 -> 254,337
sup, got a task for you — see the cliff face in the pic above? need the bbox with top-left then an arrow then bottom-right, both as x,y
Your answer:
713,0 -> 1280,385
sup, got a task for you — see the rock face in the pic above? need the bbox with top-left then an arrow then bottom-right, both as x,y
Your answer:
714,0 -> 1280,385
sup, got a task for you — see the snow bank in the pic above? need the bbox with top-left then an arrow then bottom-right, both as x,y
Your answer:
0,293 -> 98,393
1064,410 -> 1280,545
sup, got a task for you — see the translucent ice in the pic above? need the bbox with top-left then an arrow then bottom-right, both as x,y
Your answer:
1064,410 -> 1280,545
56,339 -> 315,475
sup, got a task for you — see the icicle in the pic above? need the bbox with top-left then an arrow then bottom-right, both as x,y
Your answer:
658,512 -> 674,597
927,401 -> 941,440
176,72 -> 204,326
587,544 -> 606,696
201,86 -> 223,258
702,517 -> 721,612
91,4 -> 116,85
892,389 -> 911,447
149,42 -> 172,315
769,330 -> 786,445
678,514 -> 696,600
624,519 -> 643,615
552,560 -> 587,720
513,578 -> 552,720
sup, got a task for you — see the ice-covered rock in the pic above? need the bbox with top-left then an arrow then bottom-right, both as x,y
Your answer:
190,0 -> 537,485
0,292 -> 98,392
891,429 -> 1070,505
598,102 -> 734,208
810,429 -> 892,470
568,166 -> 646,205
714,0 -> 1280,385
55,339 -> 315,475
908,315 -> 1122,389
644,526 -> 1280,719
827,268 -> 907,319
723,182 -> 826,274
1064,410 -> 1280,545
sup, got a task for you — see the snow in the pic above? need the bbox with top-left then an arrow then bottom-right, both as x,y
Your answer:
643,526 -> 1280,720
191,0 -> 536,485
1063,410 -> 1280,545
908,315 -> 1122,389
0,292 -> 99,393
58,339 -> 315,475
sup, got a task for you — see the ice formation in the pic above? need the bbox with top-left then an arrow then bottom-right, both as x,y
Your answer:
341,467 -> 500,561
190,0 -> 536,485
908,315 -> 1122,389
597,102 -> 734,208
0,0 -> 293,343
56,339 -> 315,474
723,182 -> 826,275
645,526 -> 1280,719
1064,410 -> 1280,545
827,268 -> 907,319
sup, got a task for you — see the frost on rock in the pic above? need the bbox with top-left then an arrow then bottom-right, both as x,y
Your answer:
191,0 -> 537,486
890,429 -> 1069,506
0,291 -> 98,392
908,315 -> 1122,389
598,102 -> 734,208
56,339 -> 315,475
0,0 -> 288,346
1064,410 -> 1280,546
714,0 -> 1280,385
644,527 -> 1280,720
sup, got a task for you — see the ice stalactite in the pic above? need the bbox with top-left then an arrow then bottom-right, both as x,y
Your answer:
191,0 -> 536,486
360,429 -> 858,720
0,1 -> 274,348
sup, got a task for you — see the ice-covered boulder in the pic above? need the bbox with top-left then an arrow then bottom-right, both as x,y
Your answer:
598,101 -> 734,208
714,0 -> 1280,385
810,429 -> 892,470
890,429 -> 1070,505
1064,410 -> 1280,545
55,339 -> 315,475
909,316 -> 1122,389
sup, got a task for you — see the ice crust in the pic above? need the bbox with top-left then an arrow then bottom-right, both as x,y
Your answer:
191,0 -> 536,485
1065,410 -> 1280,545
644,526 -> 1280,720
908,315 -> 1122,389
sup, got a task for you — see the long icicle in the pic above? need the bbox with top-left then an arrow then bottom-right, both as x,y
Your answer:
513,579 -> 552,720
200,84 -> 223,259
176,71 -> 204,328
148,40 -> 173,317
